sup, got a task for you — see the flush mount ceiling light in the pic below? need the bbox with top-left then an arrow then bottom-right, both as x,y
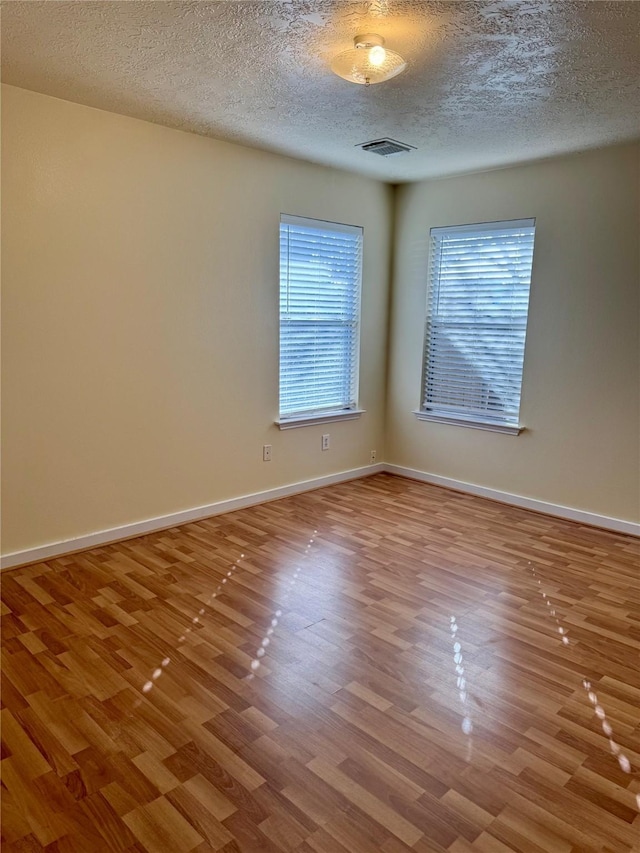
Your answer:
331,34 -> 407,86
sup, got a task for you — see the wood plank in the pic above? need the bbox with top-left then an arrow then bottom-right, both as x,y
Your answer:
2,474 -> 639,851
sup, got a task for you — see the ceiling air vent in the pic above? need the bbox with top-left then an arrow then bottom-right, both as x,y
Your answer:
358,138 -> 416,156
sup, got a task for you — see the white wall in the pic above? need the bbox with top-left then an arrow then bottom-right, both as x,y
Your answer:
387,145 -> 640,523
1,85 -> 393,555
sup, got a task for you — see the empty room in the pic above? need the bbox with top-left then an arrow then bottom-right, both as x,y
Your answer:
1,2 -> 639,852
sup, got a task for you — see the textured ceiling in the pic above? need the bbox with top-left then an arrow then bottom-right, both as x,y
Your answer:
2,1 -> 639,182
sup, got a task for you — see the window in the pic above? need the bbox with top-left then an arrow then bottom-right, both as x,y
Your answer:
278,214 -> 363,425
417,219 -> 536,434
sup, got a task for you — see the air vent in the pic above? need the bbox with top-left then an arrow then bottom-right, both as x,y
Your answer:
358,138 -> 416,156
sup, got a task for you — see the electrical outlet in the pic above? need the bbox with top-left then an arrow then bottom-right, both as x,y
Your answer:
322,434 -> 330,451
263,444 -> 272,462
370,450 -> 377,463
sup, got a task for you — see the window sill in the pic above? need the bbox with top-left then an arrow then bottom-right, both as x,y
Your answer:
412,410 -> 523,435
276,409 -> 366,430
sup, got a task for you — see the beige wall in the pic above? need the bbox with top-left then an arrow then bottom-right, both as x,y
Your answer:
387,144 -> 640,522
1,85 -> 393,554
3,85 -> 638,558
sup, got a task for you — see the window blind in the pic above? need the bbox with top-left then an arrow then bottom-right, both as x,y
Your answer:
421,219 -> 536,427
279,215 -> 363,419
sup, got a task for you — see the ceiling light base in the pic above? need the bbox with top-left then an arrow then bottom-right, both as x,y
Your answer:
353,34 -> 384,49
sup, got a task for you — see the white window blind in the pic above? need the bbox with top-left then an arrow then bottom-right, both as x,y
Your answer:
279,214 -> 363,419
421,219 -> 536,429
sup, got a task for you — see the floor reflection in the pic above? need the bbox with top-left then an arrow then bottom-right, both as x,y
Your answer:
527,560 -> 637,804
135,553 -> 246,704
450,614 -> 473,760
246,530 -> 317,680
583,679 -> 632,776
134,525 -> 321,707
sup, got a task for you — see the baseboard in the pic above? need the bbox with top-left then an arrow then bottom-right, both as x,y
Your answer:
0,464 -> 385,571
384,464 -> 640,537
3,460 -> 636,569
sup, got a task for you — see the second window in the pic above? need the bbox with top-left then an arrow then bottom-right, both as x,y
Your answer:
419,218 -> 536,432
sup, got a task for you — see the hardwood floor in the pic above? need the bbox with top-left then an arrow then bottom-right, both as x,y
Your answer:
2,473 -> 639,852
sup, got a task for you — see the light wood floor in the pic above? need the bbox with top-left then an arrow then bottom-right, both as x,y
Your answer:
2,473 -> 639,853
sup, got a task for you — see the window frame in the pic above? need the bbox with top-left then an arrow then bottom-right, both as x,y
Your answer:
276,213 -> 365,429
414,218 -> 536,435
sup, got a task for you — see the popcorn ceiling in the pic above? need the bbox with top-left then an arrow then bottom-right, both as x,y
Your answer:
2,1 -> 639,181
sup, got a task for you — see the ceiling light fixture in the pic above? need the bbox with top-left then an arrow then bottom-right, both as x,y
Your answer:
331,34 -> 406,86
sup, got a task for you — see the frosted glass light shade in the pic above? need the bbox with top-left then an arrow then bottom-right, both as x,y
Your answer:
331,34 -> 406,85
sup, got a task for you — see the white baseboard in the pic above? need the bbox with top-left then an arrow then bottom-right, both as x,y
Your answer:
384,464 -> 640,537
3,460 -> 637,570
0,464 -> 385,571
